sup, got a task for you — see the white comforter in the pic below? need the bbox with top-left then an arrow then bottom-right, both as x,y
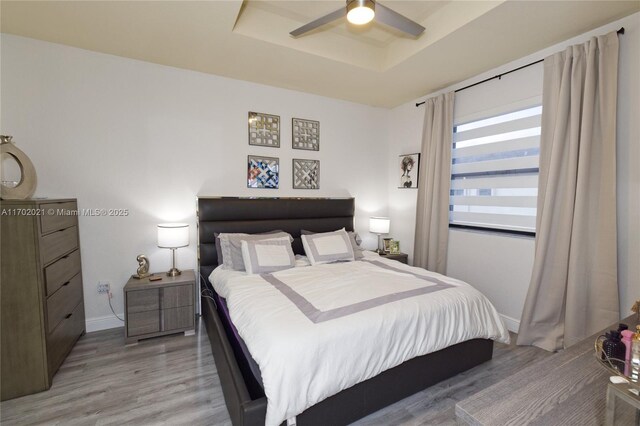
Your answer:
210,252 -> 509,426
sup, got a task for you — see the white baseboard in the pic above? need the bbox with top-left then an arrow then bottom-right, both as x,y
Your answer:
85,314 -> 125,332
499,313 -> 520,333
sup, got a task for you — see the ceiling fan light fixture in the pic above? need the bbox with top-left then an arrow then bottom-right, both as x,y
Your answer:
346,0 -> 375,25
291,0 -> 423,38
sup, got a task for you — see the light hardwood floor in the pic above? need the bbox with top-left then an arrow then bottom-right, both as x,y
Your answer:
1,321 -> 551,425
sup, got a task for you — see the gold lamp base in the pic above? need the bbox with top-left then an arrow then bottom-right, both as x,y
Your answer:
166,248 -> 182,277
376,234 -> 384,253
166,268 -> 181,277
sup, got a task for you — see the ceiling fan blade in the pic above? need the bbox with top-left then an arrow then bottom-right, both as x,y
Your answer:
290,7 -> 346,37
375,2 -> 425,37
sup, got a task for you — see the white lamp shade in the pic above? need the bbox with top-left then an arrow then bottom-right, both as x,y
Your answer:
157,223 -> 189,248
369,217 -> 390,234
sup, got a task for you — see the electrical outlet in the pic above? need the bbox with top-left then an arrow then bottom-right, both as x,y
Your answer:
97,281 -> 110,294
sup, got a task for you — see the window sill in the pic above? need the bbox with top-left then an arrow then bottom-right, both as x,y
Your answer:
449,223 -> 535,238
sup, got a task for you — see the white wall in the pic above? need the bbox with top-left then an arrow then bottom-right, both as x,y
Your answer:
0,35 -> 390,331
388,12 -> 640,331
2,13 -> 638,334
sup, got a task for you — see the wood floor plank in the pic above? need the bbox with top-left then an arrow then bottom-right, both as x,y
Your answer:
353,333 -> 553,425
456,315 -> 639,426
1,325 -> 550,426
1,324 -> 229,426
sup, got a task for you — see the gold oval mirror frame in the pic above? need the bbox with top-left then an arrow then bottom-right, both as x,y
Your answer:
1,136 -> 37,199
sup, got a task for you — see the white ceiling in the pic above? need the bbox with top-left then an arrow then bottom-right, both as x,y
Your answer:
1,1 -> 638,108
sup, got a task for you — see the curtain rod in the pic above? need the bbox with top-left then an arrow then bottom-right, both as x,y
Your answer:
415,26 -> 625,107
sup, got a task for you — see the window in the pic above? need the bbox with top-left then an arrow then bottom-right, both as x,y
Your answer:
449,105 -> 542,234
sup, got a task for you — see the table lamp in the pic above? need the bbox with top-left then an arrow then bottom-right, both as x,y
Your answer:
369,217 -> 390,253
157,223 -> 189,277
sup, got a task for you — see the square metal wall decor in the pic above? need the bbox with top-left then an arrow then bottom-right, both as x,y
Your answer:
292,118 -> 319,151
248,112 -> 280,148
292,159 -> 319,189
248,155 -> 279,189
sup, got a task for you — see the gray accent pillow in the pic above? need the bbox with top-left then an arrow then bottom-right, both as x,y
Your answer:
218,231 -> 293,271
301,229 -> 364,260
215,230 -> 289,266
214,234 -> 224,265
241,239 -> 296,274
301,228 -> 355,265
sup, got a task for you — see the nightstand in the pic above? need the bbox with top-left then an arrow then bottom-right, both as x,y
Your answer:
124,270 -> 195,344
378,252 -> 409,264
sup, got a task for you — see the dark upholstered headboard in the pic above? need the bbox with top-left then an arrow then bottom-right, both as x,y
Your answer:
197,197 -> 355,279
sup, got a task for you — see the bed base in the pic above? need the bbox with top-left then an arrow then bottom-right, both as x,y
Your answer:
202,293 -> 494,426
197,197 -> 494,425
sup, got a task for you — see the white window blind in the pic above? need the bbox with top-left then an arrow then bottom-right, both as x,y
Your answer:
450,105 -> 541,233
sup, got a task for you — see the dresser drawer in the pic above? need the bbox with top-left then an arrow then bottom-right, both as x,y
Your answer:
47,273 -> 83,333
41,226 -> 78,265
47,302 -> 85,375
40,202 -> 78,234
128,311 -> 160,337
127,289 -> 160,313
162,285 -> 193,309
44,250 -> 81,296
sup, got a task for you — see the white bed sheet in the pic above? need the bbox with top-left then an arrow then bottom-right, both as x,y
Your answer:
210,252 -> 509,426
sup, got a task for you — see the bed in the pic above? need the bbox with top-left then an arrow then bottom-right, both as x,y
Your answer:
197,197 -> 506,426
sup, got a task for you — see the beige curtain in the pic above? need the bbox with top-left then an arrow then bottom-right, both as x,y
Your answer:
414,92 -> 454,274
517,32 -> 620,351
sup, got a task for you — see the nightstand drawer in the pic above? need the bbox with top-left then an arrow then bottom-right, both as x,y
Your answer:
128,311 -> 160,336
45,249 -> 81,296
162,285 -> 193,309
162,306 -> 193,331
40,202 -> 78,234
41,226 -> 78,265
47,273 -> 83,332
127,289 -> 160,313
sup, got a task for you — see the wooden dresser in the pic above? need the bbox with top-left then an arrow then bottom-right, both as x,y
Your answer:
1,198 -> 85,401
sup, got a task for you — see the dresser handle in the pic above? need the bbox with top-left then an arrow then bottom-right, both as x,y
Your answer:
65,313 -> 73,319
62,281 -> 70,287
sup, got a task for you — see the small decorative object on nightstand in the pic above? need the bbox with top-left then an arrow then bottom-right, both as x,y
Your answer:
157,223 -> 189,277
383,238 -> 393,253
370,217 -> 390,253
123,270 -> 195,344
133,254 -> 150,279
379,251 -> 409,264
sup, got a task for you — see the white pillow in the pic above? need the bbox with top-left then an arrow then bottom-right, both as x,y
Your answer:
218,231 -> 293,271
301,228 -> 355,265
301,229 -> 364,260
241,239 -> 296,274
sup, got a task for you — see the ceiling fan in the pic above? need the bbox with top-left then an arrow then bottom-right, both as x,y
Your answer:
290,0 -> 425,38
